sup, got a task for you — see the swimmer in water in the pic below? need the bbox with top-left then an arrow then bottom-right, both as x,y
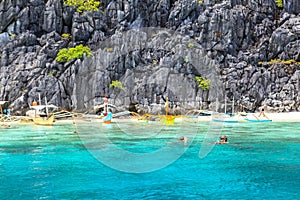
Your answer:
179,136 -> 188,144
1,123 -> 11,128
216,135 -> 228,144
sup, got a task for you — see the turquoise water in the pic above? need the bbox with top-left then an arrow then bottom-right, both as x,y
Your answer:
0,122 -> 299,199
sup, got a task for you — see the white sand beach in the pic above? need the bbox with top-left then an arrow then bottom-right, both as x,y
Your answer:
259,112 -> 300,122
193,112 -> 300,123
2,112 -> 300,126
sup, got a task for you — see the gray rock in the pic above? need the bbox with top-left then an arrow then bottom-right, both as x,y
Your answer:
0,0 -> 299,113
43,0 -> 63,33
284,0 -> 300,14
0,32 -> 11,47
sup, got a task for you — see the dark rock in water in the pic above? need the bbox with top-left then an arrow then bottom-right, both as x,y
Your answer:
0,0 -> 299,113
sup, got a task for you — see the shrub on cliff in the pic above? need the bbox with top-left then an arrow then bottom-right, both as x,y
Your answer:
195,76 -> 210,91
275,0 -> 283,8
56,44 -> 92,63
64,0 -> 100,13
110,80 -> 124,90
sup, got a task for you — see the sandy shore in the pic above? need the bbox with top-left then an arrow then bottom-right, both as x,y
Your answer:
2,112 -> 300,126
258,112 -> 300,122
55,112 -> 300,123
187,112 -> 300,123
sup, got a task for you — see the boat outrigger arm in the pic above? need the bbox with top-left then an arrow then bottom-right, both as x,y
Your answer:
94,103 -> 117,110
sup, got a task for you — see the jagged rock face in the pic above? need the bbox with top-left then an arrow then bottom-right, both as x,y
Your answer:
72,29 -> 223,113
0,0 -> 299,114
284,0 -> 300,14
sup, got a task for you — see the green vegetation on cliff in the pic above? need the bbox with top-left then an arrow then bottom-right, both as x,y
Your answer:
275,0 -> 283,8
64,0 -> 100,13
110,80 -> 124,90
61,33 -> 72,40
195,76 -> 210,91
56,44 -> 92,63
258,59 -> 300,65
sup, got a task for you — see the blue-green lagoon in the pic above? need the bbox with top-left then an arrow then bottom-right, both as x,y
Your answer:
0,122 -> 299,199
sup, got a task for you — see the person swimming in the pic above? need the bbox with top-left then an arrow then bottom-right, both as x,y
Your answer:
216,135 -> 228,144
179,136 -> 188,144
1,123 -> 11,128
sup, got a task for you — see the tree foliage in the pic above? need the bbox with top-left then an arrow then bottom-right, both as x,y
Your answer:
64,0 -> 100,13
110,80 -> 124,90
56,44 -> 92,63
195,76 -> 210,91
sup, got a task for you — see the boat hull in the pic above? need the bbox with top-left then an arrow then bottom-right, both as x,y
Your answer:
160,115 -> 176,125
103,112 -> 112,124
213,119 -> 239,123
245,118 -> 272,122
33,115 -> 55,126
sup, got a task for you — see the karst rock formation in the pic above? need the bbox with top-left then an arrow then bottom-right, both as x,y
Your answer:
0,0 -> 299,114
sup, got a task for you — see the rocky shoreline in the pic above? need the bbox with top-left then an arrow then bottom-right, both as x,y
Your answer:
0,0 -> 299,115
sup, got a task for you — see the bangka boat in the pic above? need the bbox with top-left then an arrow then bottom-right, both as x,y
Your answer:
245,114 -> 272,123
32,114 -> 55,126
245,118 -> 272,123
212,118 -> 239,123
28,96 -> 57,126
97,96 -> 113,124
159,97 -> 176,125
160,115 -> 176,125
103,112 -> 112,124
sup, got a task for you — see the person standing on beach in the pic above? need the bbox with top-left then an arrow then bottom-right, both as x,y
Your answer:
7,108 -> 11,116
103,96 -> 109,116
258,104 -> 269,119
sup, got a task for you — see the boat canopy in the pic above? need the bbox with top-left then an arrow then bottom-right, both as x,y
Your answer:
0,101 -> 8,105
30,105 -> 58,110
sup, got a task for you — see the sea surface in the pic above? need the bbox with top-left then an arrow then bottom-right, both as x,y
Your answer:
0,121 -> 299,199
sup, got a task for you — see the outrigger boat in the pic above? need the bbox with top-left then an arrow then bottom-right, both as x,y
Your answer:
0,101 -> 15,127
103,112 -> 112,124
96,96 -> 113,124
213,118 -> 239,123
32,114 -> 55,126
245,118 -> 272,122
159,97 -> 176,125
212,96 -> 240,123
245,114 -> 272,123
28,96 -> 57,126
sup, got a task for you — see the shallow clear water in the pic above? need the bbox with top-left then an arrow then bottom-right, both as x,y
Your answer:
0,122 -> 299,199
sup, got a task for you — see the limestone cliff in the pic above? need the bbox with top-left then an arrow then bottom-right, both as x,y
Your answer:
0,0 -> 299,114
